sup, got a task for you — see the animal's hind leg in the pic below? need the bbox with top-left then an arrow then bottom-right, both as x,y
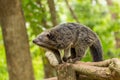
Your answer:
65,48 -> 76,63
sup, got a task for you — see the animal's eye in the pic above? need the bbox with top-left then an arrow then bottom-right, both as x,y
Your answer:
46,34 -> 51,38
46,33 -> 56,41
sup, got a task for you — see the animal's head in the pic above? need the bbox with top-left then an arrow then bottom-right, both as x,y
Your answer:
33,29 -> 65,50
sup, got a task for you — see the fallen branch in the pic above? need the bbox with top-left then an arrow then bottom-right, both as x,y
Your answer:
45,51 -> 120,80
44,77 -> 57,80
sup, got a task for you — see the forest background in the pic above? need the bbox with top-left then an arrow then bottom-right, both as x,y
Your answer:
0,0 -> 120,80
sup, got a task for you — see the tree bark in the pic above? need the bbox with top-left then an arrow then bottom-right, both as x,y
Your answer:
106,0 -> 120,48
114,32 -> 120,48
44,77 -> 57,80
45,58 -> 120,80
47,0 -> 58,26
57,63 -> 76,80
36,0 -> 57,78
45,51 -> 120,80
44,51 -> 57,78
72,58 -> 120,80
0,0 -> 34,80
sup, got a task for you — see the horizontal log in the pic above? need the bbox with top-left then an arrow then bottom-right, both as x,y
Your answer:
45,51 -> 120,80
72,58 -> 120,80
44,77 -> 57,80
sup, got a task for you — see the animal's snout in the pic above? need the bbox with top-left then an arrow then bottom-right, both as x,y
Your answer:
33,38 -> 39,44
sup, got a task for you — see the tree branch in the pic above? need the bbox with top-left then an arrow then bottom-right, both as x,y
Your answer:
64,0 -> 80,23
44,77 -> 57,80
36,0 -> 49,28
45,51 -> 120,80
47,0 -> 58,26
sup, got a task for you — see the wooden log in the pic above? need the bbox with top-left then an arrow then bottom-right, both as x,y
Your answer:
57,63 -> 76,80
45,51 -> 120,80
71,58 -> 120,80
44,77 -> 57,80
72,63 -> 111,80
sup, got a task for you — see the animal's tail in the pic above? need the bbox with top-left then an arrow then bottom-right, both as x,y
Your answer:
90,39 -> 103,62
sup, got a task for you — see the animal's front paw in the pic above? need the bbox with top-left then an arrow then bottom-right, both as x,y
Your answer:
63,56 -> 71,62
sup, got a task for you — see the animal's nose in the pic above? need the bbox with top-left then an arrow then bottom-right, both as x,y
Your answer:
33,40 -> 36,43
33,39 -> 39,44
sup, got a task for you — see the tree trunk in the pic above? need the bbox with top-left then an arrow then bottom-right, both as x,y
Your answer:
44,58 -> 57,78
0,0 -> 34,80
114,32 -> 120,48
106,0 -> 120,48
36,0 -> 57,78
57,63 -> 76,80
64,0 -> 80,23
47,0 -> 58,26
36,0 -> 49,28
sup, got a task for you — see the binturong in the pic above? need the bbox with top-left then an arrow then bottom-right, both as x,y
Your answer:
33,23 -> 103,64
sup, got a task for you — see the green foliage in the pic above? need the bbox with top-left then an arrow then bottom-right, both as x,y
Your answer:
0,0 -> 120,80
28,27 -> 44,80
0,28 -> 9,80
59,0 -> 120,60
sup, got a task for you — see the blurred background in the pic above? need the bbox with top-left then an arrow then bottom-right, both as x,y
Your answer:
0,0 -> 120,80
